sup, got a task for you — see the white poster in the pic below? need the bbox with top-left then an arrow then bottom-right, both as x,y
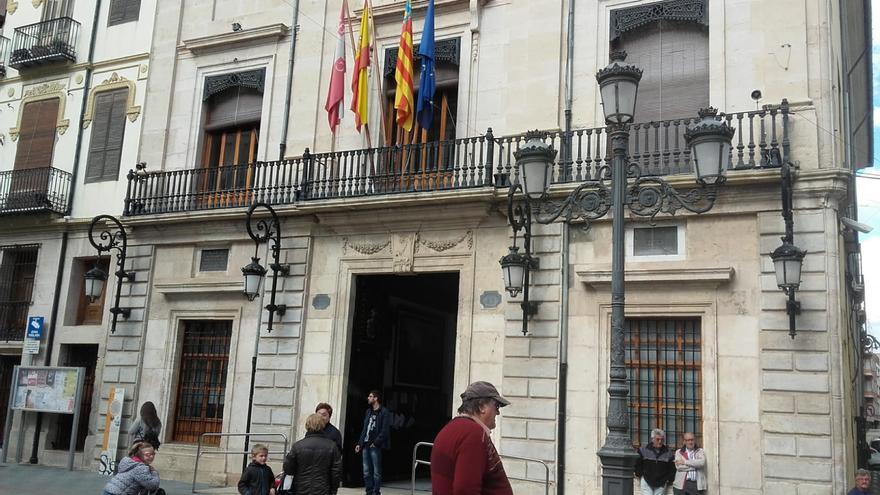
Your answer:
97,387 -> 125,476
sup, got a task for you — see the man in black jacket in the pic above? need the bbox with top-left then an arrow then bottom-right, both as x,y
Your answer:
354,390 -> 391,495
284,414 -> 342,495
315,402 -> 343,453
635,428 -> 675,495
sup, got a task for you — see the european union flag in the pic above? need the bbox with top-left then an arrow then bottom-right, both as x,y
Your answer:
417,0 -> 436,130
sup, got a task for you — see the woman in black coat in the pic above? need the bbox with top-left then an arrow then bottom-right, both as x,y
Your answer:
283,414 -> 342,495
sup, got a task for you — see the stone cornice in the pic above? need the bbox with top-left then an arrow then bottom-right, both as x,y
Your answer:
179,24 -> 290,55
362,0 -> 474,22
576,264 -> 735,288
154,280 -> 243,295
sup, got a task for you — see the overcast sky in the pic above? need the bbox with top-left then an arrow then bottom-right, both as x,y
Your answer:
859,4 -> 880,334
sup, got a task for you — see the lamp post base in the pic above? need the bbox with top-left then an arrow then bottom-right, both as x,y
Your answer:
598,445 -> 639,495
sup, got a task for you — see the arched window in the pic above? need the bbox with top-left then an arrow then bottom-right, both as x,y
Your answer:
611,0 -> 709,123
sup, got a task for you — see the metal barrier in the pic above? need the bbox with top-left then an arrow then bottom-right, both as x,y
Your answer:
192,432 -> 289,493
410,441 -> 552,495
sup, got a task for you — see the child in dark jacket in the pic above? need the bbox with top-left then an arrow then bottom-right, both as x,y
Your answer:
238,444 -> 276,495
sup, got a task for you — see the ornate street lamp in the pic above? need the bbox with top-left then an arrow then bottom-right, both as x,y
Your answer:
500,246 -> 528,297
768,148 -> 806,338
241,202 -> 289,466
499,51 -> 735,495
86,215 -> 135,333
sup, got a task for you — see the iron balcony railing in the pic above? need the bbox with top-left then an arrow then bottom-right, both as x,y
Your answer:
0,36 -> 10,78
0,167 -> 72,215
0,301 -> 29,342
9,17 -> 79,69
124,101 -> 791,216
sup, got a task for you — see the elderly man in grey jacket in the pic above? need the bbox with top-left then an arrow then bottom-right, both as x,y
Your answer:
673,432 -> 707,494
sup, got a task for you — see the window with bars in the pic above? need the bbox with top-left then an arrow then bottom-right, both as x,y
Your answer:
85,88 -> 129,183
172,320 -> 232,446
625,318 -> 702,449
0,248 -> 38,341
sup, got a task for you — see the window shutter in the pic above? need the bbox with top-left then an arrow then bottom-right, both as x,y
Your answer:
619,22 -> 709,123
14,99 -> 59,170
86,88 -> 128,182
204,89 -> 263,131
108,0 -> 140,26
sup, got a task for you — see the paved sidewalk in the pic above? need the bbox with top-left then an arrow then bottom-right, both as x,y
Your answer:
0,462 -> 423,495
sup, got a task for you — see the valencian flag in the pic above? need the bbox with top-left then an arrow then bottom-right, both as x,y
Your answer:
325,1 -> 347,132
351,0 -> 371,132
416,0 -> 436,130
393,0 -> 415,131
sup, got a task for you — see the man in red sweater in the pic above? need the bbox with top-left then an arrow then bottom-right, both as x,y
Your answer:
430,381 -> 513,495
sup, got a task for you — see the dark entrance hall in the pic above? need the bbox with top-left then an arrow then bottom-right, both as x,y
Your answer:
342,272 -> 458,487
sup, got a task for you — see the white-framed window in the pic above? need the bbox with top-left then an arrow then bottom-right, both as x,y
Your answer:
626,222 -> 685,261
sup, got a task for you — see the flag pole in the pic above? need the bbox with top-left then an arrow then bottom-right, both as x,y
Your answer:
365,0 -> 388,147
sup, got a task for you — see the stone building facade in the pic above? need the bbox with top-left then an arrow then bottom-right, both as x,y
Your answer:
0,0 -> 873,494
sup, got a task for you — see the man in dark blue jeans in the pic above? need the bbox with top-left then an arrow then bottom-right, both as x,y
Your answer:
354,390 -> 391,495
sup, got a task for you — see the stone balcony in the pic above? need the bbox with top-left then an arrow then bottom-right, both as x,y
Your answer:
123,101 -> 792,217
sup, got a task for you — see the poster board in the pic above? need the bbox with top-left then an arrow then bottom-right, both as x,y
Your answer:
97,387 -> 125,476
11,366 -> 80,413
3,366 -> 85,470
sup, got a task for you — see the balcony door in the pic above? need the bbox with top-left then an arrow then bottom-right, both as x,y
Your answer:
198,71 -> 264,209
10,99 -> 59,209
41,0 -> 74,20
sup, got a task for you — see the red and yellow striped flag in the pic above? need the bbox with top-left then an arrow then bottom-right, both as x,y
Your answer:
393,0 -> 414,131
350,0 -> 371,132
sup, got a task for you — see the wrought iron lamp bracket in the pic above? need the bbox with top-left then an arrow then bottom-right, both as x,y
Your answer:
87,214 -> 134,333
245,202 -> 289,333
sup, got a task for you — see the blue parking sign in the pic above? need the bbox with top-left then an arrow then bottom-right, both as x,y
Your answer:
26,317 -> 44,339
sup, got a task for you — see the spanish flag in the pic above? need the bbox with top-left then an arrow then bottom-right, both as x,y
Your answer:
393,0 -> 414,131
350,0 -> 371,132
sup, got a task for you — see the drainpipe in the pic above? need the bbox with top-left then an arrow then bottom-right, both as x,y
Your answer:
30,0 -> 102,464
278,0 -> 301,160
29,231 -> 68,463
64,0 -> 102,216
556,0 -> 575,493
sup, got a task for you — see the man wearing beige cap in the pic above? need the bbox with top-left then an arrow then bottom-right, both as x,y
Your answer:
430,381 -> 513,495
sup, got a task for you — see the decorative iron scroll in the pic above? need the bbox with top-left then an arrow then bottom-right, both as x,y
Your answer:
383,37 -> 460,78
203,68 -> 265,100
610,0 -> 707,41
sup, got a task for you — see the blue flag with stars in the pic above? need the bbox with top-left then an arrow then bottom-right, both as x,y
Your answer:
417,0 -> 436,130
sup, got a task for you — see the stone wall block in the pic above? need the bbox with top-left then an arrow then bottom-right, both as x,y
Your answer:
280,236 -> 310,250
503,397 -> 556,420
253,389 -> 284,406
762,457 -> 831,482
103,366 -> 120,383
118,367 -> 137,383
794,353 -> 829,372
761,351 -> 793,370
759,310 -> 827,332
503,378 -> 529,397
258,356 -> 298,372
274,371 -> 298,386
796,484 -> 833,495
761,393 -> 795,413
796,436 -> 832,458
796,394 -> 831,415
763,414 -> 831,435
251,406 -> 271,424
762,372 -> 828,393
530,338 -> 559,358
254,370 -> 275,387
763,482 -> 797,495
106,337 -> 125,351
528,378 -> 558,399
504,418 -> 528,438
527,420 -> 556,441
760,331 -> 828,351
271,407 -> 292,426
105,351 -> 139,366
500,438 -> 555,460
763,435 -> 796,455
258,340 -> 279,355
123,337 -> 141,351
505,338 -> 530,357
504,357 -> 557,378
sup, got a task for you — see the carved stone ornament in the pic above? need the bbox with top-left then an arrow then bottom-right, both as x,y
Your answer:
392,233 -> 417,273
9,82 -> 70,141
203,68 -> 265,101
383,38 -> 460,78
81,72 -> 142,129
610,0 -> 708,41
7,0 -> 18,15
342,237 -> 391,256
31,0 -> 41,7
416,230 -> 473,253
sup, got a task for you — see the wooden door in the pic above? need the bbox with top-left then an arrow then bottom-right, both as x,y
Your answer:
198,126 -> 258,209
383,88 -> 456,192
